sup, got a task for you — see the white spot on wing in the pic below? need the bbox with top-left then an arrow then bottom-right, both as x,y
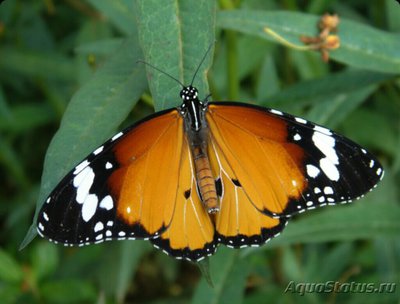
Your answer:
94,222 -> 104,232
111,132 -> 123,141
43,212 -> 49,221
99,195 -> 113,210
82,194 -> 98,222
312,132 -> 338,163
93,146 -> 104,155
324,186 -> 334,195
312,130 -> 340,181
73,159 -> 90,175
105,162 -> 113,169
270,109 -> 283,116
314,125 -> 332,135
73,166 -> 95,204
320,158 -> 340,181
293,133 -> 301,141
295,117 -> 307,124
306,164 -> 320,178
369,159 -> 374,168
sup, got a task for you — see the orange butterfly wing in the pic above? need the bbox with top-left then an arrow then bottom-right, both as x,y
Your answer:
208,135 -> 287,247
204,105 -> 288,246
108,109 -> 184,237
206,102 -> 382,219
150,139 -> 216,261
206,103 -> 307,220
112,112 -> 216,260
38,107 -> 216,260
37,109 -> 186,244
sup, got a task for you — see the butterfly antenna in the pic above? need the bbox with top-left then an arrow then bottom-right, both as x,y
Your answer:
190,41 -> 215,86
137,60 -> 185,88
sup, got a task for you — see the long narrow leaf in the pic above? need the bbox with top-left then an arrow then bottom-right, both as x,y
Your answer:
217,10 -> 400,73
134,0 -> 216,110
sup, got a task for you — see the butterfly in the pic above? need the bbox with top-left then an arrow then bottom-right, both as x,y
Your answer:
36,50 -> 384,262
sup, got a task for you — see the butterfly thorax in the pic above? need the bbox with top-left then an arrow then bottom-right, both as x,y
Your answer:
179,86 -> 219,214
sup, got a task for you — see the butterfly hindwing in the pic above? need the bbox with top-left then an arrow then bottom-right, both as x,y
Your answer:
208,136 -> 288,247
206,102 -> 383,218
151,139 -> 217,261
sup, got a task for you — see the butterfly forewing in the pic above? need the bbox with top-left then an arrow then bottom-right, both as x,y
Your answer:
206,102 -> 384,218
37,109 -> 183,245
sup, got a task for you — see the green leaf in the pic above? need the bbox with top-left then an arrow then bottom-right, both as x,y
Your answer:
87,0 -> 136,35
256,54 -> 280,101
289,48 -> 329,80
217,10 -> 400,73
75,38 -> 125,56
0,104 -> 55,133
385,0 -> 400,31
31,242 -> 59,281
305,84 -> 377,128
282,247 -> 303,282
0,249 -> 23,283
0,285 -> 21,304
41,280 -> 97,303
0,86 -> 12,120
192,248 -> 249,304
134,0 -> 216,110
114,242 -> 149,303
96,242 -> 150,303
315,243 -> 354,282
264,69 -> 393,112
197,259 -> 213,287
0,48 -> 75,81
21,35 -> 147,248
341,108 -> 398,156
0,136 -> 30,189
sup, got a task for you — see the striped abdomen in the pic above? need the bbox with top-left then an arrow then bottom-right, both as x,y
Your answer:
192,146 -> 219,214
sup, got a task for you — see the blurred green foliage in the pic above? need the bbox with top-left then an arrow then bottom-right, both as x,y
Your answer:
0,0 -> 399,303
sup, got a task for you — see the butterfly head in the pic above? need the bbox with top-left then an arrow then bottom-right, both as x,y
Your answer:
180,86 -> 199,104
